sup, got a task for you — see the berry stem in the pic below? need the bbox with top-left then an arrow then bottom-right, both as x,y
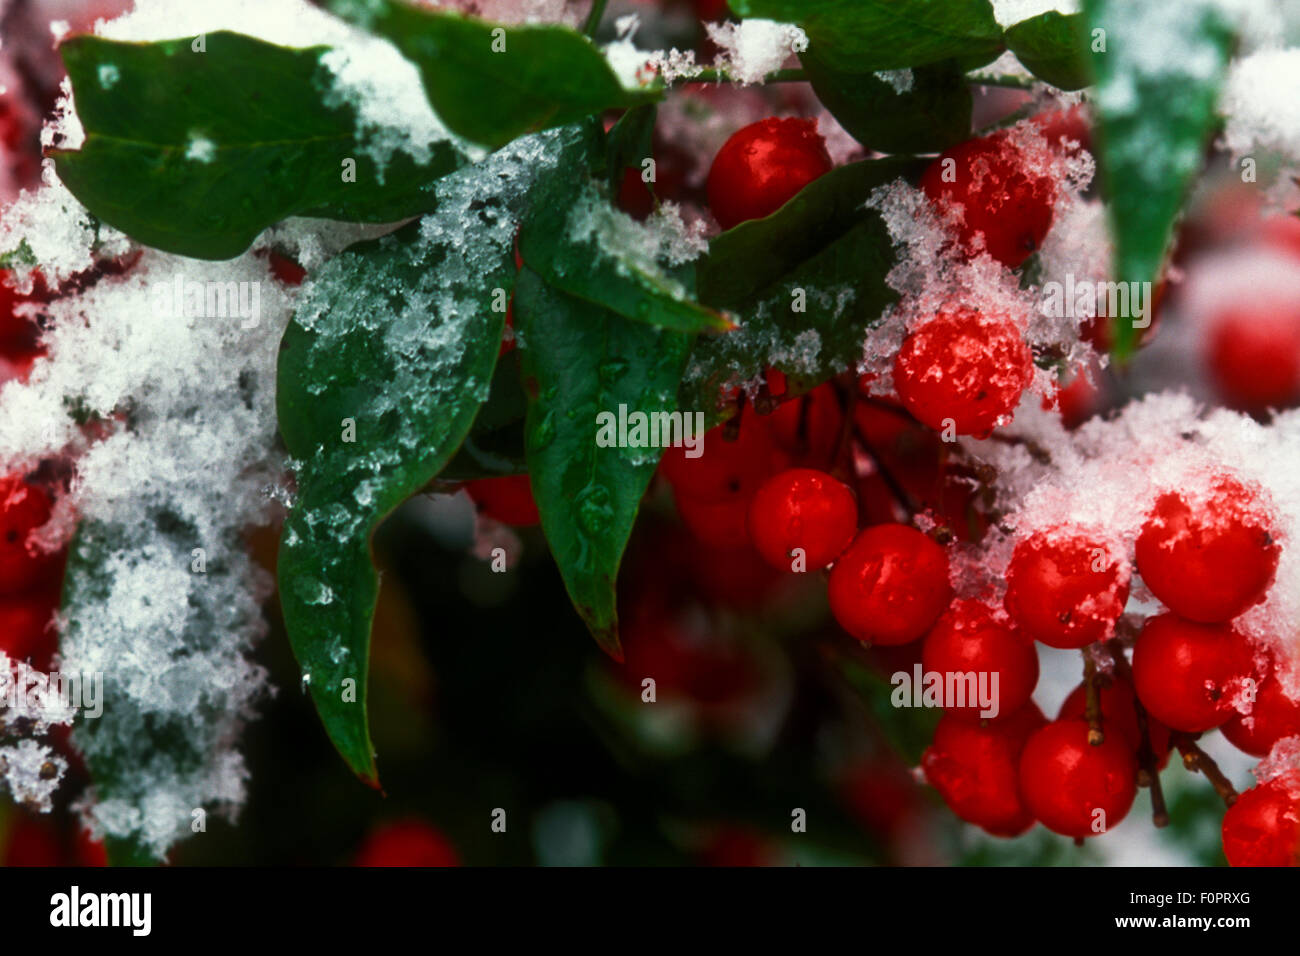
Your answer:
1172,733 -> 1239,808
723,396 -> 745,442
690,67 -> 808,85
830,379 -> 858,480
850,420 -> 919,521
1082,654 -> 1104,746
1107,639 -> 1170,827
583,0 -> 608,37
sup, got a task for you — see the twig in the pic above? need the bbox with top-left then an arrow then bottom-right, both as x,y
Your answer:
688,67 -> 808,85
851,421 -> 919,521
1173,734 -> 1239,808
1108,640 -> 1169,827
1083,654 -> 1104,746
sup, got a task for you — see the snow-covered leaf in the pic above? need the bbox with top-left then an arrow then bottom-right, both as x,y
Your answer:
329,1 -> 659,149
518,123 -> 729,334
53,32 -> 463,260
1084,0 -> 1233,356
729,0 -> 1005,73
683,157 -> 921,420
274,135 -> 559,779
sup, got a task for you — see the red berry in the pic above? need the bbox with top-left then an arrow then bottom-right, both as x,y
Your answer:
706,118 -> 832,231
1017,719 -> 1138,838
0,587 -> 60,669
827,523 -> 952,645
676,487 -> 752,549
1206,304 -> 1300,412
0,475 -> 58,596
921,600 -> 1039,722
659,415 -> 783,504
1131,613 -> 1254,733
1221,668 -> 1300,757
747,468 -> 856,571
893,307 -> 1033,437
464,474 -> 539,527
1221,776 -> 1300,867
1004,529 -> 1129,649
922,702 -> 1046,837
920,130 -> 1056,268
353,819 -> 459,867
1058,676 -> 1172,768
1135,476 -> 1280,623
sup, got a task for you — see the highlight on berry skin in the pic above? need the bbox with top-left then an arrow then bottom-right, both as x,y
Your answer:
1,0 -> 1299,888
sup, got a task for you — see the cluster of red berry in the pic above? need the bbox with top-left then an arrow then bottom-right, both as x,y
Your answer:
649,115 -> 1300,864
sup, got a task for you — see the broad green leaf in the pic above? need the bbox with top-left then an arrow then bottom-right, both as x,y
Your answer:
1004,11 -> 1091,90
53,32 -> 463,260
684,158 -> 921,421
729,0 -> 1004,73
275,139 -> 546,778
514,267 -> 691,657
518,125 -> 731,334
801,46 -> 972,154
1084,0 -> 1233,356
328,1 -> 658,149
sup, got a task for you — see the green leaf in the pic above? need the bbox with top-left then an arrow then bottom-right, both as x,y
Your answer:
518,125 -> 731,334
605,104 -> 658,196
275,143 -> 539,778
684,157 -> 920,421
328,1 -> 658,149
801,46 -> 972,153
1004,11 -> 1091,90
53,32 -> 463,260
729,0 -> 1004,72
514,266 -> 691,657
1084,0 -> 1233,356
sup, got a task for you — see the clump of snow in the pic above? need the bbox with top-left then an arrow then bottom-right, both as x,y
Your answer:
704,19 -> 807,85
1221,49 -> 1300,162
991,0 -> 1079,28
568,188 -> 709,286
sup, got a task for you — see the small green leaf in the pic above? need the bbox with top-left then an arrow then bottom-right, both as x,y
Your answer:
1004,11 -> 1091,90
605,104 -> 658,195
53,32 -> 463,260
1084,0 -> 1233,356
329,1 -> 658,149
514,267 -> 691,657
519,126 -> 731,334
801,46 -> 972,154
685,157 -> 920,420
276,146 -> 530,778
729,0 -> 1004,73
